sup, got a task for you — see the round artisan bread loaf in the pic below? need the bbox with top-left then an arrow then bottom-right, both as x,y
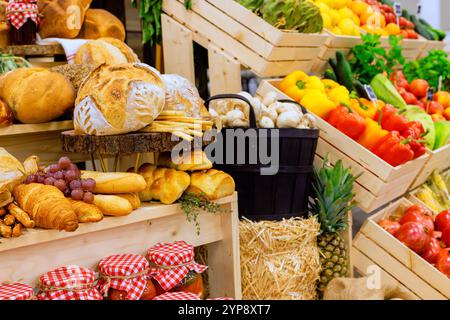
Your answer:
77,9 -> 126,41
74,63 -> 166,135
0,68 -> 76,123
74,37 -> 139,66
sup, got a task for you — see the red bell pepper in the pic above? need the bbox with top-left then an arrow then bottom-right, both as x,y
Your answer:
371,131 -> 415,167
374,104 -> 409,132
401,121 -> 427,158
326,105 -> 366,140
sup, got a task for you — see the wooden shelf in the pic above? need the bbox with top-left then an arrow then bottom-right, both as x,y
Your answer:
0,121 -> 73,137
0,44 -> 65,56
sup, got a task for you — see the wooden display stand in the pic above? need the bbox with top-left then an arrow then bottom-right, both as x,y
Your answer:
161,0 -> 328,94
257,79 -> 429,213
353,198 -> 450,300
0,193 -> 242,299
0,43 -> 66,68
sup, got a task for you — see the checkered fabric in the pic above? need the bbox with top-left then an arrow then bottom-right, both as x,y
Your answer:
0,283 -> 33,300
148,241 -> 208,292
153,291 -> 201,301
97,253 -> 150,300
37,265 -> 102,300
6,1 -> 39,30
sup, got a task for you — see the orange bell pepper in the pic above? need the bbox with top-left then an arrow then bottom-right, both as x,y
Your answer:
357,118 -> 389,150
349,98 -> 378,120
445,108 -> 450,121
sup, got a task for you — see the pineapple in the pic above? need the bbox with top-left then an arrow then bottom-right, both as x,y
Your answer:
309,157 -> 358,296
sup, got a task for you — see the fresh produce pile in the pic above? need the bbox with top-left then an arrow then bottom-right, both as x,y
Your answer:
314,0 -> 361,36
378,203 -> 450,278
237,0 -> 323,33
415,170 -> 450,214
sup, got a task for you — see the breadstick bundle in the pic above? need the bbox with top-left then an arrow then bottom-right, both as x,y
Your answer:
0,203 -> 35,238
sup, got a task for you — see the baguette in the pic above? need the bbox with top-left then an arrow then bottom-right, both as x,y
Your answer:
116,193 -> 141,210
81,171 -> 147,194
93,195 -> 133,216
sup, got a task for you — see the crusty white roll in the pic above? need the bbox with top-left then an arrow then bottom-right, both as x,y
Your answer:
186,169 -> 235,200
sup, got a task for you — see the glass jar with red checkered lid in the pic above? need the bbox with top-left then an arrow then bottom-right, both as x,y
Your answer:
6,0 -> 38,45
0,283 -> 34,300
36,265 -> 102,300
147,241 -> 208,299
97,253 -> 157,300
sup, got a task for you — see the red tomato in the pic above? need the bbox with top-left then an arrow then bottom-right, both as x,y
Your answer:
442,227 -> 450,247
384,13 -> 396,24
427,101 -> 445,115
420,237 -> 442,264
399,17 -> 409,28
378,219 -> 401,236
396,222 -> 429,253
407,29 -> 418,39
436,248 -> 450,277
402,92 -> 419,105
435,210 -> 450,232
380,4 -> 393,14
400,205 -> 434,233
417,100 -> 427,111
400,29 -> 409,38
410,79 -> 429,99
394,77 -> 410,91
407,21 -> 415,29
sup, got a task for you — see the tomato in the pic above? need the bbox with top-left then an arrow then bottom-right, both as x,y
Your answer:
406,21 -> 415,30
420,237 -> 442,264
434,91 -> 450,108
400,205 -> 434,233
427,101 -> 445,115
436,248 -> 450,277
417,100 -> 427,111
435,210 -> 450,232
394,77 -> 410,91
399,17 -> 408,28
407,29 -> 418,39
380,4 -> 393,14
402,92 -> 419,105
395,222 -> 429,253
384,13 -> 396,24
410,79 -> 429,99
442,227 -> 450,247
378,219 -> 401,236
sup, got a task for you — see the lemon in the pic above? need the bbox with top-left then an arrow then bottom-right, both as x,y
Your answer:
331,26 -> 343,35
338,18 -> 356,35
329,9 -> 340,26
322,13 -> 332,29
338,8 -> 354,20
316,2 -> 330,13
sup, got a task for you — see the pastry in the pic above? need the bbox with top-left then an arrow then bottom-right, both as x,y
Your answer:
13,183 -> 78,232
93,194 -> 133,216
74,38 -> 138,66
7,203 -> 35,228
186,169 -> 235,200
69,199 -> 103,223
37,0 -> 92,38
134,164 -> 190,205
116,193 -> 141,210
78,9 -> 126,41
74,63 -> 166,135
80,171 -> 147,194
0,68 -> 76,124
157,150 -> 212,172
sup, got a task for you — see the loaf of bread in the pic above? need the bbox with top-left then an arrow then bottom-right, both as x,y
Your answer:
116,193 -> 141,210
69,199 -> 103,223
0,68 -> 76,123
93,194 -> 133,216
38,0 -> 92,38
186,169 -> 235,200
50,63 -> 95,91
74,63 -> 166,135
134,164 -> 190,205
81,171 -> 147,194
157,150 -> 212,172
162,74 -> 210,118
78,9 -> 125,41
74,38 -> 138,66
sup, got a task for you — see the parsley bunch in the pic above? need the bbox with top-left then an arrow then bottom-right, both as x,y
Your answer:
349,34 -> 405,85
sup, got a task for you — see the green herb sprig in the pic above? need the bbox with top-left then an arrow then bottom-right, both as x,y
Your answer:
0,54 -> 31,74
179,193 -> 223,235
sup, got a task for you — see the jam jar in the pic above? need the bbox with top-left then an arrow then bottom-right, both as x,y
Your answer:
6,1 -> 39,45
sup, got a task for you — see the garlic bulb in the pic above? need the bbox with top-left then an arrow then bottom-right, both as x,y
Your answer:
259,116 -> 275,128
276,111 -> 301,128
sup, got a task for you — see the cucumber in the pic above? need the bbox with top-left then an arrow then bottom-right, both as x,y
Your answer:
402,9 -> 410,21
411,15 -> 437,40
328,58 -> 338,79
336,51 -> 354,92
353,79 -> 370,100
324,69 -> 338,82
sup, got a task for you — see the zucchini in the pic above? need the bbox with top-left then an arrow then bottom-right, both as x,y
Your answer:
324,69 -> 338,82
353,79 -> 370,100
370,74 -> 407,110
411,15 -> 437,40
336,51 -> 354,92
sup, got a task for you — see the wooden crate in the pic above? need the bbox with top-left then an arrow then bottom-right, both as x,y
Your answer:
0,43 -> 66,68
0,193 -> 241,299
353,197 -> 450,299
379,35 -> 427,61
409,144 -> 450,190
257,79 -> 429,213
162,0 -> 326,82
418,40 -> 447,58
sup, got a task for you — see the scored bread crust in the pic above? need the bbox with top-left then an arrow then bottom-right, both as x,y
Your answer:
77,9 -> 126,41
74,38 -> 139,66
74,63 -> 166,135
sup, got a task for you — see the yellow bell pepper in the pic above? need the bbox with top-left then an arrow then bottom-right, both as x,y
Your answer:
321,79 -> 340,91
301,89 -> 336,118
278,71 -> 325,102
357,118 -> 389,150
327,85 -> 350,106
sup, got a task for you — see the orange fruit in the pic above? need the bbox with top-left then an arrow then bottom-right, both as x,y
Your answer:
386,23 -> 400,35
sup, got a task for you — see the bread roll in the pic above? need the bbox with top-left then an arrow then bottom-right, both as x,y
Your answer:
38,0 -> 92,38
69,199 -> 103,223
81,171 -> 147,194
157,150 -> 212,172
74,38 -> 138,66
78,9 -> 125,41
74,63 -> 166,135
163,74 -> 210,118
116,193 -> 141,210
136,164 -> 190,205
0,68 -> 76,124
50,63 -> 95,91
93,194 -> 133,216
187,169 -> 235,200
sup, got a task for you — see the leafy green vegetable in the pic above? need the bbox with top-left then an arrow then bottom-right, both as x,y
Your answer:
0,54 -> 30,74
404,105 -> 436,149
404,50 -> 450,91
349,34 -> 405,85
434,121 -> 450,150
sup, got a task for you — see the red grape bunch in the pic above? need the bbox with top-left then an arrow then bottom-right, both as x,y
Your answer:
24,156 -> 96,204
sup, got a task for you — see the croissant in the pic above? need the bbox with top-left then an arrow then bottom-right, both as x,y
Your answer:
186,169 -> 235,200
69,199 -> 103,223
13,184 -> 79,232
